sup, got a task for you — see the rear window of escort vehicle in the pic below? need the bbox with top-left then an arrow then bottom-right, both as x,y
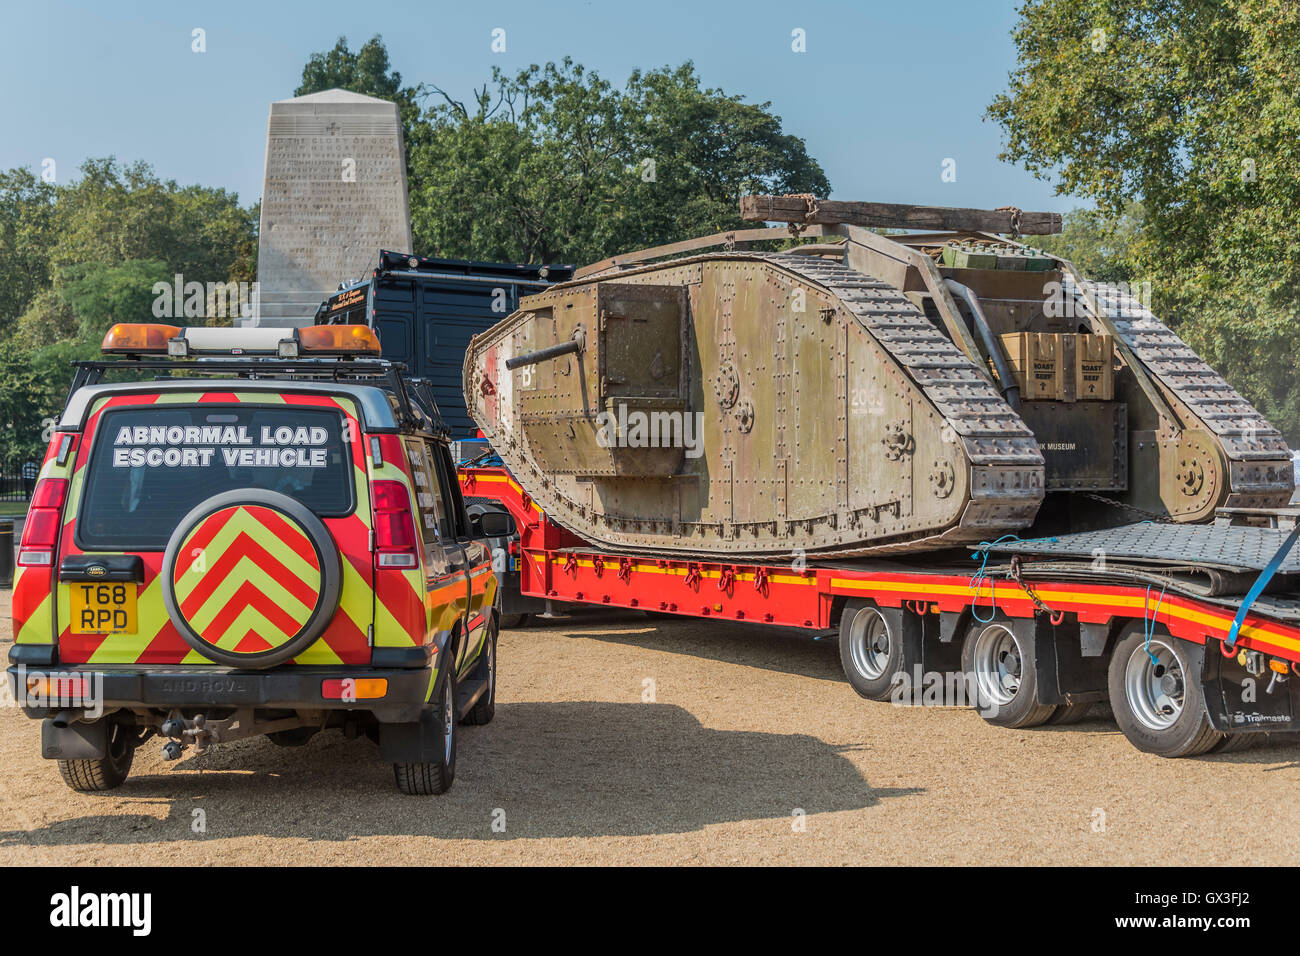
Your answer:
76,405 -> 355,551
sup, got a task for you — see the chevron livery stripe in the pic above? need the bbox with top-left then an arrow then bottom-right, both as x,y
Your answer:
172,504 -> 322,654
48,392 -> 379,666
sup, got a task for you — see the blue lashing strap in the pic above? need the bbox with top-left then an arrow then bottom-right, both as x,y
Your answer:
968,534 -> 1024,623
1225,523 -> 1300,652
1142,584 -> 1166,666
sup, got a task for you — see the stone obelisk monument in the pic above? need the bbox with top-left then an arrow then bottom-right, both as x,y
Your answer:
254,89 -> 413,326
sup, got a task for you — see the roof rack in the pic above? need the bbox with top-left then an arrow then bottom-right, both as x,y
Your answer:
67,357 -> 450,439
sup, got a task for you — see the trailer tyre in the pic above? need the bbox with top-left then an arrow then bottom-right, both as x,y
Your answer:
1108,627 -> 1222,757
839,601 -> 905,702
1209,732 -> 1256,754
961,616 -> 1057,728
1047,701 -> 1093,725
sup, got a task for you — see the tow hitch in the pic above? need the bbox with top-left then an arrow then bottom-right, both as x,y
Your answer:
158,709 -> 310,759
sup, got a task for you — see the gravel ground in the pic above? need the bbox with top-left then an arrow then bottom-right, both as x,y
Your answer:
2,589 -> 1299,866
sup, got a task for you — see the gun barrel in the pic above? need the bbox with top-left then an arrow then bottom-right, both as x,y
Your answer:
505,337 -> 583,370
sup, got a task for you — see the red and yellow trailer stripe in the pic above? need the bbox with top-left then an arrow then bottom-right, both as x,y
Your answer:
460,466 -> 1300,665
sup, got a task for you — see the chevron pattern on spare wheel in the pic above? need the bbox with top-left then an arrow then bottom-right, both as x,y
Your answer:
166,500 -> 329,664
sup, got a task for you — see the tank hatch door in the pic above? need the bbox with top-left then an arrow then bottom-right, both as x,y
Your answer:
515,282 -> 690,479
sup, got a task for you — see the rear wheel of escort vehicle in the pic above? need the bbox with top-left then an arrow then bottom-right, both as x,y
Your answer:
58,721 -> 135,792
1047,701 -> 1093,725
961,615 -> 1058,729
393,669 -> 457,795
462,617 -> 498,726
161,490 -> 343,669
838,600 -> 906,702
1108,626 -> 1223,757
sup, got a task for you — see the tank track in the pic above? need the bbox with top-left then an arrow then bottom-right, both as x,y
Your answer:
1063,274 -> 1293,505
759,252 -> 1044,554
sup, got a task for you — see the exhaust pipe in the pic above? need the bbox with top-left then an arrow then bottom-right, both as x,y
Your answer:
50,709 -> 84,729
945,278 -> 1022,410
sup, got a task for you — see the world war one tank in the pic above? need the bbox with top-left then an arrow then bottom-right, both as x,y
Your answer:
462,195 -> 1294,559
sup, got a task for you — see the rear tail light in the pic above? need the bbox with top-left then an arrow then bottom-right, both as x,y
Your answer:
19,478 -> 68,567
322,677 -> 388,700
27,675 -> 89,700
371,479 -> 419,569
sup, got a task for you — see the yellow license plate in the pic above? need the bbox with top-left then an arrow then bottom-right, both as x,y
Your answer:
69,582 -> 138,634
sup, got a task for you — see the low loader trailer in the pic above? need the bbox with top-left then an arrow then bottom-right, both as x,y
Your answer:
461,464 -> 1300,758
452,194 -> 1300,759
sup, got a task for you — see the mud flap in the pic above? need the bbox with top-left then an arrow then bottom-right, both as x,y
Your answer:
378,706 -> 447,763
41,718 -> 108,760
895,607 -> 964,705
1029,615 -> 1108,707
1201,639 -> 1299,734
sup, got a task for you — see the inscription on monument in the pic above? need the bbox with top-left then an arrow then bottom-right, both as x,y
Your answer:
255,89 -> 412,326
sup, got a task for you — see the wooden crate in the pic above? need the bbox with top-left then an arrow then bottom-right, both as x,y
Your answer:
999,332 -> 1114,402
1076,333 -> 1114,400
1000,332 -> 1067,400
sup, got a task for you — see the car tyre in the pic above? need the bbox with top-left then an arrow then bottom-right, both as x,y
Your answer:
393,668 -> 457,795
58,721 -> 135,792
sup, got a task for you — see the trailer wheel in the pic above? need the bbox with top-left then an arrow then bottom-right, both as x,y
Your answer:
1209,732 -> 1256,754
499,612 -> 529,629
1108,627 -> 1222,757
839,601 -> 905,701
961,617 -> 1057,728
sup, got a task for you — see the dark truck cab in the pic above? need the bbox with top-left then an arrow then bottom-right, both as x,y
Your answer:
315,250 -> 574,439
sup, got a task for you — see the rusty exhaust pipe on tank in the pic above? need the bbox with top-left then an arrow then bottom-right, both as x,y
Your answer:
945,278 -> 1021,411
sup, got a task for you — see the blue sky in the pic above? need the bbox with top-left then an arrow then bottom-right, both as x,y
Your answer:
3,0 -> 1081,214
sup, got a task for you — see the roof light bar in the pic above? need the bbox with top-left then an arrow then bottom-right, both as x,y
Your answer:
98,323 -> 382,357
101,324 -> 181,354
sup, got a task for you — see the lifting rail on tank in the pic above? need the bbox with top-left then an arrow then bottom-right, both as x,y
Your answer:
463,196 -> 1294,561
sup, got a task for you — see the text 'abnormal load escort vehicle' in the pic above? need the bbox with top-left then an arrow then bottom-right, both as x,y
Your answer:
7,323 -> 499,794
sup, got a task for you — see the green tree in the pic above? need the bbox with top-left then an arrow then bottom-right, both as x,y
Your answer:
51,158 -> 256,287
296,35 -> 424,149
989,0 -> 1300,439
0,157 -> 257,458
1032,202 -> 1147,284
0,167 -> 57,329
409,58 -> 830,264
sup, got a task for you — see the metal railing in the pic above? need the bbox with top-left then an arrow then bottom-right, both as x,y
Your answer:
0,464 -> 38,502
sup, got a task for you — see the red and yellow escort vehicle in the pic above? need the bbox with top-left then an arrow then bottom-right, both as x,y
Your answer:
7,323 -> 499,794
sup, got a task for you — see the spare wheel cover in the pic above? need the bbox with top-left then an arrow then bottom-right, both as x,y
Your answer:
162,490 -> 342,669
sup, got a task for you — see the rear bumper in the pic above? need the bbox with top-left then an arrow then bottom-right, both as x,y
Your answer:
6,658 -> 433,724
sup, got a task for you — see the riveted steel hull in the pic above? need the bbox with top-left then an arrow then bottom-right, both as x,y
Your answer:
464,251 -> 1047,557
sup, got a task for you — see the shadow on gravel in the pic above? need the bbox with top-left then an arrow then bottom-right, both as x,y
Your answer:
550,615 -> 845,683
0,701 -> 918,844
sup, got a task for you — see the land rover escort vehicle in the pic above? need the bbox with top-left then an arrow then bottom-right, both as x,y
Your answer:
7,322 -> 499,794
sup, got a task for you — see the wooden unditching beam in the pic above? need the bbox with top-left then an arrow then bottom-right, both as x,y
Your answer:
740,195 -> 1062,236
